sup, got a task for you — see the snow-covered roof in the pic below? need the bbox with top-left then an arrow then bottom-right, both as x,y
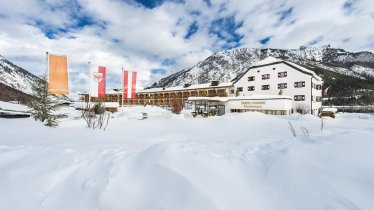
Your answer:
0,101 -> 30,112
229,95 -> 293,100
254,56 -> 283,65
283,61 -> 323,81
73,102 -> 119,108
322,107 -> 338,113
138,82 -> 233,93
188,97 -> 229,102
188,95 -> 293,102
233,56 -> 323,82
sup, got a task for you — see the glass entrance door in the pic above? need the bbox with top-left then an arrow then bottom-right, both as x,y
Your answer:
218,105 -> 225,116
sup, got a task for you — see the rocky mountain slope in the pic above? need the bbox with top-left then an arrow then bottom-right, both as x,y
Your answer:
150,45 -> 374,96
0,55 -> 43,95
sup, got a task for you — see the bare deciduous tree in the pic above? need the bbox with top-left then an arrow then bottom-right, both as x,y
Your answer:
81,100 -> 110,130
171,97 -> 182,114
296,103 -> 311,114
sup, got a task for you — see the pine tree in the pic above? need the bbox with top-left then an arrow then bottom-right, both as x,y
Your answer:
28,74 -> 59,127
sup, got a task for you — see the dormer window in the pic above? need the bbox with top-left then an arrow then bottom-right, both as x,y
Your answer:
262,74 -> 270,80
294,81 -> 305,88
278,71 -> 287,78
262,85 -> 270,90
278,83 -> 287,89
294,95 -> 305,101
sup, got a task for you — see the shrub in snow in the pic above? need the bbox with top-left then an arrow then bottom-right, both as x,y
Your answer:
296,103 -> 311,114
81,100 -> 110,130
171,97 -> 182,114
28,74 -> 58,127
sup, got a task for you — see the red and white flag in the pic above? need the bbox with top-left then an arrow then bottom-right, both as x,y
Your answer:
123,70 -> 137,99
323,85 -> 331,96
89,65 -> 106,98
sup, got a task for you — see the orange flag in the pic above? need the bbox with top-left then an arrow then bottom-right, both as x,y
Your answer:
48,54 -> 69,95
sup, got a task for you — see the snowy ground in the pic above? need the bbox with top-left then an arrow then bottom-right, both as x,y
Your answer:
0,106 -> 374,210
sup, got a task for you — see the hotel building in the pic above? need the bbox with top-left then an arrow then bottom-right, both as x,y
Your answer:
82,57 -> 323,116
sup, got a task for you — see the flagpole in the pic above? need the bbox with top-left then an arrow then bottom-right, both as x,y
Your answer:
121,67 -> 124,112
88,61 -> 91,105
46,52 -> 49,93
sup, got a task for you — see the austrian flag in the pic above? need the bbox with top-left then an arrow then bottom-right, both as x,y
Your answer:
89,66 -> 106,98
123,70 -> 137,99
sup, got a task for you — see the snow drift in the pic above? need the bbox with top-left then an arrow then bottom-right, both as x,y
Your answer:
0,107 -> 373,210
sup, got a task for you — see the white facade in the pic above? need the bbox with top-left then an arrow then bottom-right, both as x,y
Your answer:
231,57 -> 323,115
187,95 -> 293,116
226,96 -> 293,115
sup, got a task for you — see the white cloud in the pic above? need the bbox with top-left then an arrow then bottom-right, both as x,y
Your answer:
0,0 -> 373,94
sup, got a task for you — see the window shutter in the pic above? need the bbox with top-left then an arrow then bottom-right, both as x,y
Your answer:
278,84 -> 280,89
302,82 -> 305,87
294,82 -> 297,87
285,83 -> 287,88
302,95 -> 305,100
294,96 -> 297,100
285,72 -> 287,76
278,72 -> 281,77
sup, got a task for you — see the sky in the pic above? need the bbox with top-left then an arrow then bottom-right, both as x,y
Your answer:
0,0 -> 374,94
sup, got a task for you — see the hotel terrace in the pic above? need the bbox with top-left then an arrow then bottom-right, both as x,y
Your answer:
82,81 -> 233,107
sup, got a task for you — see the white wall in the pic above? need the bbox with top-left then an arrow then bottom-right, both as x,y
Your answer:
227,98 -> 293,114
233,63 -> 322,115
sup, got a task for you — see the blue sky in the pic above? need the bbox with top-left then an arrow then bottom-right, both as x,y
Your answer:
0,0 -> 373,93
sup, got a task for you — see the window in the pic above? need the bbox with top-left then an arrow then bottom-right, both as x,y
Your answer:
316,85 -> 322,90
237,87 -> 243,92
248,86 -> 255,91
294,81 -> 305,88
278,83 -> 287,89
262,85 -> 270,90
278,71 -> 287,78
248,76 -> 255,81
262,74 -> 270,80
230,89 -> 235,94
316,96 -> 322,102
294,95 -> 305,101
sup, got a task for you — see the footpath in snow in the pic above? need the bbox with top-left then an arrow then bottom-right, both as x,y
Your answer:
0,106 -> 374,210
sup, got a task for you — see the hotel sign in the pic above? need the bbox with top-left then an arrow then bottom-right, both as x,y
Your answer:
241,101 -> 266,109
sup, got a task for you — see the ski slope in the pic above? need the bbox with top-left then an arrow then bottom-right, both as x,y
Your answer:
0,107 -> 374,210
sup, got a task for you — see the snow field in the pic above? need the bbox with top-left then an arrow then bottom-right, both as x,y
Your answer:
0,107 -> 374,210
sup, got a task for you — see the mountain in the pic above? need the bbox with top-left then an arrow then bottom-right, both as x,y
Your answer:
0,55 -> 44,94
0,55 -> 74,104
0,55 -> 43,102
150,45 -> 374,91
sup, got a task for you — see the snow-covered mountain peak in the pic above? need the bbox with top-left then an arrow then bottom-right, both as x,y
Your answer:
150,46 -> 374,89
0,55 -> 42,95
